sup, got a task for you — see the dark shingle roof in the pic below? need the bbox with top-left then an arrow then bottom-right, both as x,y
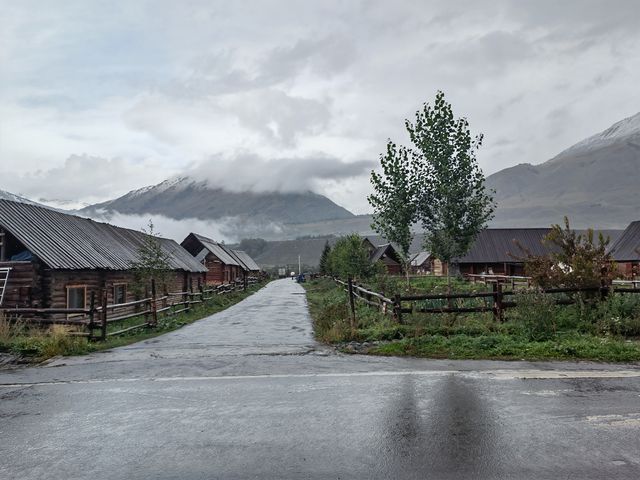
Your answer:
0,200 -> 207,272
609,221 -> 640,261
453,228 -> 553,264
370,243 -> 401,264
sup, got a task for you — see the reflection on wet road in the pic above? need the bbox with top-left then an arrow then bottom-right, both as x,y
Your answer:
1,279 -> 639,479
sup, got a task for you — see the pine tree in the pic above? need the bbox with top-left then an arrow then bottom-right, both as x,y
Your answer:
319,240 -> 332,275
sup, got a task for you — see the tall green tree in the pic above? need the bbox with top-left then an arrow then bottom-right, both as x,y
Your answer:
368,141 -> 418,282
318,240 -> 332,275
408,91 -> 495,285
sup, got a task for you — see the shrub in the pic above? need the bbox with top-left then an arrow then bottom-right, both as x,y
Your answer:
518,217 -> 615,290
509,293 -> 558,341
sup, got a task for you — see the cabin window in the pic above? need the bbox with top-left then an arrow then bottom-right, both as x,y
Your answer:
113,284 -> 127,304
67,286 -> 87,310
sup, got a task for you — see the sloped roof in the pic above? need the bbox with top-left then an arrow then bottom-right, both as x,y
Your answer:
191,233 -> 240,266
411,251 -> 431,266
453,228 -> 553,264
608,221 -> 640,261
370,243 -> 401,264
217,243 -> 248,270
233,250 -> 260,271
0,200 -> 207,272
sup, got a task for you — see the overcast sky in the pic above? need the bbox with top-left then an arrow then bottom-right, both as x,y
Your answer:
1,0 -> 639,213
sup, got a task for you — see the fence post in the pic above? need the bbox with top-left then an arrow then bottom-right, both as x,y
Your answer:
347,276 -> 356,331
100,289 -> 108,341
393,294 -> 403,324
88,291 -> 96,340
493,282 -> 504,322
150,278 -> 158,327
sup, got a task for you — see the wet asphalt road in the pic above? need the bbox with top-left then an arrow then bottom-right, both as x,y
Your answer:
1,279 -> 640,479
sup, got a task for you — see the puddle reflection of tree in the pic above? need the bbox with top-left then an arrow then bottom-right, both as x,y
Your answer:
377,374 -> 510,479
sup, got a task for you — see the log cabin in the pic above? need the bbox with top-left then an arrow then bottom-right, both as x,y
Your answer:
181,233 -> 260,285
362,238 -> 403,275
0,200 -> 207,309
608,221 -> 640,278
409,251 -> 447,276
451,228 -> 552,276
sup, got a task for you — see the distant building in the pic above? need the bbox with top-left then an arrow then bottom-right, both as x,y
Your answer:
181,233 -> 260,285
608,221 -> 640,277
452,228 -> 553,276
409,251 -> 447,276
362,238 -> 402,275
0,200 -> 206,309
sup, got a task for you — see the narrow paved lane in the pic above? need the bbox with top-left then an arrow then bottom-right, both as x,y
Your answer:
1,279 -> 640,479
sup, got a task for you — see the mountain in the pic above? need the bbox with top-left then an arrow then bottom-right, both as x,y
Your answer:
487,112 -> 640,228
0,189 -> 42,206
81,177 -> 355,226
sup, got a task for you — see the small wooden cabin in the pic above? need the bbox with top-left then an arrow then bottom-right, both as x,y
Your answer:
409,252 -> 447,275
452,228 -> 552,276
362,238 -> 402,275
181,233 -> 260,285
609,221 -> 640,277
0,200 -> 207,309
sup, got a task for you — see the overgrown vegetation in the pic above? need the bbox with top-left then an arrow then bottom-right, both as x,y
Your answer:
518,216 -> 615,289
304,277 -> 640,362
0,282 -> 267,363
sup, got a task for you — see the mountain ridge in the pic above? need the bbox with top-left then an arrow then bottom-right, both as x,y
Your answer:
486,110 -> 640,228
81,176 -> 355,226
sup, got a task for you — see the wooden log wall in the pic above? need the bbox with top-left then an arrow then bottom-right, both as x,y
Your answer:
0,261 -> 40,308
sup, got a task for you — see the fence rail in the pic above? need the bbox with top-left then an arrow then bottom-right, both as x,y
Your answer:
1,277 -> 263,341
335,276 -> 635,324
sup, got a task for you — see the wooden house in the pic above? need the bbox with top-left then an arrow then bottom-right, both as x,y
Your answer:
451,228 -> 552,276
362,238 -> 402,275
181,233 -> 241,285
0,200 -> 207,309
232,250 -> 261,274
608,221 -> 640,277
181,233 -> 260,285
409,252 -> 447,276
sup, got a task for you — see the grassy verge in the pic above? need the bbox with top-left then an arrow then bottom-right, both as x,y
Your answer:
303,277 -> 640,362
0,281 -> 268,363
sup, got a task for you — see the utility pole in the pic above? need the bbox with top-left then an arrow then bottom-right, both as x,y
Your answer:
298,255 -> 302,275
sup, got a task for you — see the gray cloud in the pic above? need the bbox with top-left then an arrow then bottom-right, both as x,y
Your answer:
189,152 -> 375,193
8,154 -> 171,209
1,0 -> 640,216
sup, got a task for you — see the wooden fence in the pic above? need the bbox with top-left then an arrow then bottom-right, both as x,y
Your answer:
0,276 -> 260,340
335,277 -> 640,324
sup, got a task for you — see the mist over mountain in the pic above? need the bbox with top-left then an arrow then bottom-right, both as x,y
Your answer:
80,177 -> 355,226
486,112 -> 640,229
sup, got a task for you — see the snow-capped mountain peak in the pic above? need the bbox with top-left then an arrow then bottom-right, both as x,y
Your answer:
557,111 -> 640,159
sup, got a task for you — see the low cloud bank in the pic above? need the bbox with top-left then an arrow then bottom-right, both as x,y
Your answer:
85,210 -> 287,244
188,152 -> 374,194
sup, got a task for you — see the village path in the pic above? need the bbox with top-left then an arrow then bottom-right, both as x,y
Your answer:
1,279 -> 640,479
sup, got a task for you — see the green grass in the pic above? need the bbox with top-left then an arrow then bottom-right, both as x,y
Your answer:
0,281 -> 268,362
303,277 -> 640,363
